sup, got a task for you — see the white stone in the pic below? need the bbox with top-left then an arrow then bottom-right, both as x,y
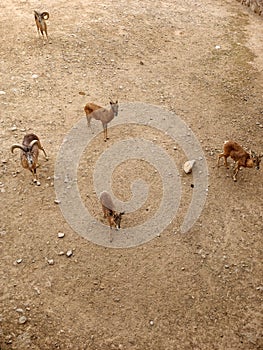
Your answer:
183,160 -> 196,174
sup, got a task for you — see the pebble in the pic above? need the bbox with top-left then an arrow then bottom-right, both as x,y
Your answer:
57,232 -> 65,238
47,259 -> 54,265
183,160 -> 195,174
149,320 -> 154,326
54,199 -> 61,204
66,250 -> 73,257
15,308 -> 24,313
11,126 -> 17,131
18,316 -> 27,324
0,90 -> 6,95
32,74 -> 38,79
16,258 -> 23,264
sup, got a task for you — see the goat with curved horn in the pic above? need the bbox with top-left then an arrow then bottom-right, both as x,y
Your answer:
34,10 -> 49,40
11,133 -> 48,186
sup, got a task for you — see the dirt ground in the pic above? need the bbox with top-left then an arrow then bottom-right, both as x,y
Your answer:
0,0 -> 263,349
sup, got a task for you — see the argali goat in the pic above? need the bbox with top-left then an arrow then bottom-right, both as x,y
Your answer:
218,140 -> 262,181
84,100 -> 119,141
100,191 -> 125,242
34,10 -> 49,40
11,133 -> 48,186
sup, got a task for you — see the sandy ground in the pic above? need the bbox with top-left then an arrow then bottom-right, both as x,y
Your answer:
0,0 -> 263,349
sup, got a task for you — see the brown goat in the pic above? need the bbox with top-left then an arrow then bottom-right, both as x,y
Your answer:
218,140 -> 262,181
34,11 -> 49,40
100,191 -> 125,242
84,100 -> 119,141
11,133 -> 48,186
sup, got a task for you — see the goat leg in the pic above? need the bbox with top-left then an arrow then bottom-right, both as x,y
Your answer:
217,153 -> 228,168
32,169 -> 41,186
233,164 -> 239,182
38,142 -> 48,160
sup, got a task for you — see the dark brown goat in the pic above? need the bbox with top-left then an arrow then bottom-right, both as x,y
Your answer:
11,133 -> 48,185
34,11 -> 49,40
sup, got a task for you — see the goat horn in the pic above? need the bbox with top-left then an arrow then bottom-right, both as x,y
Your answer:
11,144 -> 26,153
41,12 -> 49,20
29,139 -> 39,149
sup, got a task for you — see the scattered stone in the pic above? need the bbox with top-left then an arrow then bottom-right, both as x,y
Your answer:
10,126 -> 17,131
54,199 -> 61,204
79,91 -> 86,95
149,320 -> 154,326
0,90 -> 6,95
32,74 -> 38,79
57,232 -> 65,238
18,316 -> 27,324
66,250 -> 73,257
47,259 -> 54,265
16,258 -> 23,264
58,251 -> 65,256
15,308 -> 24,313
183,160 -> 195,174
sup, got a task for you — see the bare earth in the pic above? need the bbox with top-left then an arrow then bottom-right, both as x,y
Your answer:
1,0 -> 263,349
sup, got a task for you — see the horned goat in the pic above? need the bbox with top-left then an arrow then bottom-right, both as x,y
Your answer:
11,133 -> 48,186
84,99 -> 119,141
34,10 -> 49,40
218,140 -> 262,181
